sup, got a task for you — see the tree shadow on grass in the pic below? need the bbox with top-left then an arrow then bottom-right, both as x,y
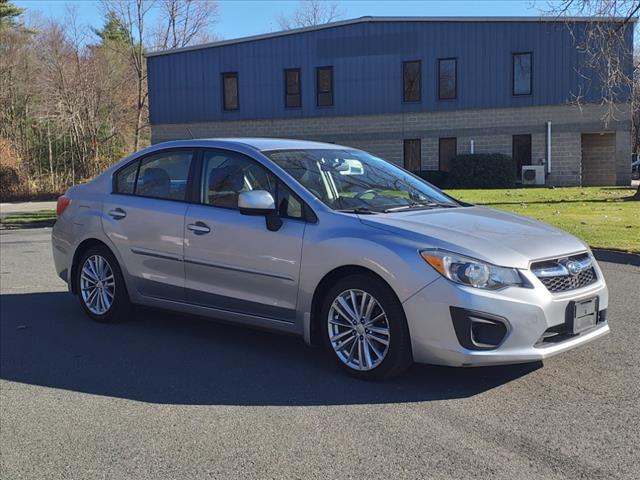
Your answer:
478,198 -> 628,206
0,291 -> 541,406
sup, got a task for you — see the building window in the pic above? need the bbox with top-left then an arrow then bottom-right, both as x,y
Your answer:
439,137 -> 457,172
512,134 -> 532,176
316,66 -> 333,106
222,72 -> 239,111
285,68 -> 301,108
513,53 -> 532,96
403,139 -> 421,171
403,61 -> 421,102
438,58 -> 456,100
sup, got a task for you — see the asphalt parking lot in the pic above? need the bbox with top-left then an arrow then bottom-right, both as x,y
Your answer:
1,228 -> 639,479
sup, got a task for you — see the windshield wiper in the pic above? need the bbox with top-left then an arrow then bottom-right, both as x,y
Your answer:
383,202 -> 456,213
336,207 -> 381,215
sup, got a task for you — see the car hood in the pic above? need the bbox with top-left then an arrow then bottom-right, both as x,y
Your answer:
360,206 -> 588,269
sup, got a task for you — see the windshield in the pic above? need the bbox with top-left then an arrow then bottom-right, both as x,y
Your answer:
264,148 -> 460,212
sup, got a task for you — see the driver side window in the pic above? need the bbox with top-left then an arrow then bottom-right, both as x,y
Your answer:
201,150 -> 304,219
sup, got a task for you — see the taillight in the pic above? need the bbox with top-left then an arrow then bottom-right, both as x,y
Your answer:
56,195 -> 71,217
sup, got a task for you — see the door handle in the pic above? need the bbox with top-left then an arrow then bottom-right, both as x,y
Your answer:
187,222 -> 211,235
108,208 -> 127,219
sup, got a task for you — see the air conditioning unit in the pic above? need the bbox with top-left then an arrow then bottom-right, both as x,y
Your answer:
522,165 -> 546,185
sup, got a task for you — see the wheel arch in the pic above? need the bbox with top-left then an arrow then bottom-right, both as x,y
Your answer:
309,265 -> 402,347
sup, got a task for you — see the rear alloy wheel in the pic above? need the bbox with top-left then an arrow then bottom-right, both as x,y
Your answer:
76,245 -> 130,322
321,274 -> 412,380
80,255 -> 115,315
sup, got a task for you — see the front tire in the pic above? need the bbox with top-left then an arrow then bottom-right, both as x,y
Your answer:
321,274 -> 412,380
76,245 -> 130,322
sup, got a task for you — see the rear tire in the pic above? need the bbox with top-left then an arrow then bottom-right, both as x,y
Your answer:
320,274 -> 412,380
75,245 -> 130,322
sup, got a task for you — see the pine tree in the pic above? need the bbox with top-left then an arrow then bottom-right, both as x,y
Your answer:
0,0 -> 24,29
94,11 -> 129,45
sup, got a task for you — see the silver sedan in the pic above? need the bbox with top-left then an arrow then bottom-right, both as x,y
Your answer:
52,138 -> 609,379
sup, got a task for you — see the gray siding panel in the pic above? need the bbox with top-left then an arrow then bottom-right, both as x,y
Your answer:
147,20 -> 633,125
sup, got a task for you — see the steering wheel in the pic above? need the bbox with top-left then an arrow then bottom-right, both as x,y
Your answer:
354,189 -> 378,200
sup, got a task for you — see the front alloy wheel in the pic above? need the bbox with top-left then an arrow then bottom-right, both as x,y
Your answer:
321,274 -> 412,380
328,289 -> 391,371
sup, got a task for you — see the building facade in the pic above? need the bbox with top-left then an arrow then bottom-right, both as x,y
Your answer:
146,16 -> 634,186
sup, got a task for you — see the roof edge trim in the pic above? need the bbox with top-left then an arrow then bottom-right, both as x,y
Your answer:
145,15 -> 637,58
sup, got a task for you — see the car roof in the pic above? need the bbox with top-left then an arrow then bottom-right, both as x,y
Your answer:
150,137 -> 351,152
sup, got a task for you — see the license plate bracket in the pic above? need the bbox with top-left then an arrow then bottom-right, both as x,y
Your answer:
569,297 -> 599,335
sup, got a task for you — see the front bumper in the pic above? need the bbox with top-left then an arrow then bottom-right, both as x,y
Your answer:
403,268 -> 609,367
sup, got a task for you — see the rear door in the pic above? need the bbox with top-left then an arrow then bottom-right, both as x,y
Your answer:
183,148 -> 307,322
103,149 -> 194,301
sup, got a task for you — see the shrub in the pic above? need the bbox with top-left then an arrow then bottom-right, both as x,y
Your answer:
0,164 -> 23,201
1,137 -> 27,201
411,170 -> 449,188
447,153 -> 516,188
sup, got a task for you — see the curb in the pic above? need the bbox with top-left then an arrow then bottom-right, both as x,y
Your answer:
592,249 -> 640,267
0,220 -> 56,230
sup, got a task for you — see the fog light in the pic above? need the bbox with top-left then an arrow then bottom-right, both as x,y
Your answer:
450,307 -> 509,350
469,317 -> 508,348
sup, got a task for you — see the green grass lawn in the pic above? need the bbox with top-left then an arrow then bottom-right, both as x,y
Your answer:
445,187 -> 639,253
0,210 -> 57,226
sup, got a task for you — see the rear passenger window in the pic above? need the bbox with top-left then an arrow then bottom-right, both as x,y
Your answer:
201,149 -> 304,219
115,161 -> 138,194
135,151 -> 192,201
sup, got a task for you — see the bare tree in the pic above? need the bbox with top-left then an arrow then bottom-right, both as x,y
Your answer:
277,0 -> 343,30
152,0 -> 219,50
542,1 -> 637,123
101,0 -> 153,151
1,0 -> 197,199
102,0 -> 219,150
633,53 -> 640,152
0,2 -> 141,197
541,0 -> 639,199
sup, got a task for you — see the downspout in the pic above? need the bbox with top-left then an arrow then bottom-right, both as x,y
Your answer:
546,121 -> 552,176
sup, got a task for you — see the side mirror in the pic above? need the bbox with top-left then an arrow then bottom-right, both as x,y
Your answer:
238,190 -> 282,231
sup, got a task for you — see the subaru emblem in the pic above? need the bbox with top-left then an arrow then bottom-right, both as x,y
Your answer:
566,260 -> 582,275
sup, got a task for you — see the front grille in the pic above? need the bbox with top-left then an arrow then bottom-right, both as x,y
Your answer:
532,253 -> 598,293
538,267 -> 596,292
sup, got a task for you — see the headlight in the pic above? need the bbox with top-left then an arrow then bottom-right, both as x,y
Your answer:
420,249 -> 527,290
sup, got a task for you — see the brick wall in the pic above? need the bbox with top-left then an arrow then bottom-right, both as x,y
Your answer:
152,103 -> 632,186
614,130 -> 632,186
550,132 -> 582,186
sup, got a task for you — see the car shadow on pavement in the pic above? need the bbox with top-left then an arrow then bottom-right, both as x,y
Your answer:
0,292 -> 541,406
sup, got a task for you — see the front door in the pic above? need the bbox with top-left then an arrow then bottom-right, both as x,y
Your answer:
403,139 -> 421,171
103,149 -> 194,301
512,134 -> 532,178
183,149 -> 306,322
581,133 -> 616,186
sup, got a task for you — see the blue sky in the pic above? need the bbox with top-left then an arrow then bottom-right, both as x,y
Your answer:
15,0 -> 542,40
